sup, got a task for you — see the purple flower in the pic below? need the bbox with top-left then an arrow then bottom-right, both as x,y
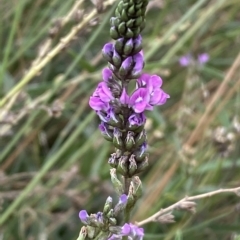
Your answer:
129,88 -> 150,113
135,73 -> 169,111
79,210 -> 89,224
198,53 -> 209,64
89,82 -> 113,111
128,113 -> 146,127
121,223 -> 144,240
179,54 -> 191,66
119,194 -> 128,205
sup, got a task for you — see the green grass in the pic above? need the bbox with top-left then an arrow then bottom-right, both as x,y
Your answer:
0,0 -> 240,239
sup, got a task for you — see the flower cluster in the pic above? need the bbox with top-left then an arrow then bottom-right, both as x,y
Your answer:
79,0 -> 169,239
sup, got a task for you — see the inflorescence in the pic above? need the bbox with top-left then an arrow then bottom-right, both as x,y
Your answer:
79,0 -> 169,239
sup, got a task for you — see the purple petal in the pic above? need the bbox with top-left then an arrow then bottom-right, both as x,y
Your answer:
79,210 -> 89,223
120,88 -> 130,104
121,223 -> 131,235
119,194 -> 128,205
137,73 -> 150,87
98,82 -> 113,102
89,96 -> 106,111
102,43 -> 114,56
128,113 -> 146,127
132,52 -> 144,76
102,68 -> 113,82
129,88 -> 150,113
121,56 -> 133,71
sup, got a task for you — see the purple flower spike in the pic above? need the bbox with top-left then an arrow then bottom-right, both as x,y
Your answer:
102,68 -> 113,82
198,53 -> 209,64
179,54 -> 191,67
79,210 -> 89,224
129,88 -> 150,113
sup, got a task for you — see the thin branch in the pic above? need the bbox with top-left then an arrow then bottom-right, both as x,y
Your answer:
136,186 -> 240,226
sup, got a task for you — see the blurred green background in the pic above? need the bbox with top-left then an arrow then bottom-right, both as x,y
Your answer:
0,0 -> 240,239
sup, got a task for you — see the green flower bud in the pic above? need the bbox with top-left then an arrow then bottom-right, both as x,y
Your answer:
117,155 -> 128,175
108,153 -> 119,168
115,38 -> 125,54
112,50 -> 122,68
77,227 -> 87,240
110,168 -> 124,195
126,19 -> 135,28
125,131 -> 135,150
123,38 -> 134,56
113,128 -> 123,149
109,218 -> 117,226
110,26 -> 120,40
107,209 -> 114,218
110,17 -> 120,28
131,176 -> 143,199
118,22 -> 127,35
126,28 -> 134,38
128,5 -> 135,16
120,8 -> 129,22
128,155 -> 137,176
135,130 -> 146,148
86,226 -> 96,239
103,196 -> 113,215
136,156 -> 149,173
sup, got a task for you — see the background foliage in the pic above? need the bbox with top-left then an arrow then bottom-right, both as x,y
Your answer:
0,0 -> 240,239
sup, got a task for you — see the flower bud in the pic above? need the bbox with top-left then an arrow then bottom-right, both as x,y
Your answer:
120,9 -> 128,21
79,210 -> 90,224
126,28 -> 134,38
110,17 -> 120,27
113,128 -> 123,149
107,209 -> 114,218
115,38 -> 125,54
112,50 -> 122,68
114,194 -> 128,215
136,156 -> 149,173
99,122 -> 113,142
123,38 -> 134,55
117,155 -> 128,175
86,226 -> 96,239
102,43 -> 114,62
131,176 -> 142,199
110,26 -> 120,40
119,56 -> 133,77
103,196 -> 113,215
135,130 -> 147,148
125,131 -> 135,150
128,155 -> 137,176
134,142 -> 147,161
109,218 -> 117,226
77,226 -> 87,240
110,168 -> 124,195
118,22 -> 127,35
108,153 -> 119,168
